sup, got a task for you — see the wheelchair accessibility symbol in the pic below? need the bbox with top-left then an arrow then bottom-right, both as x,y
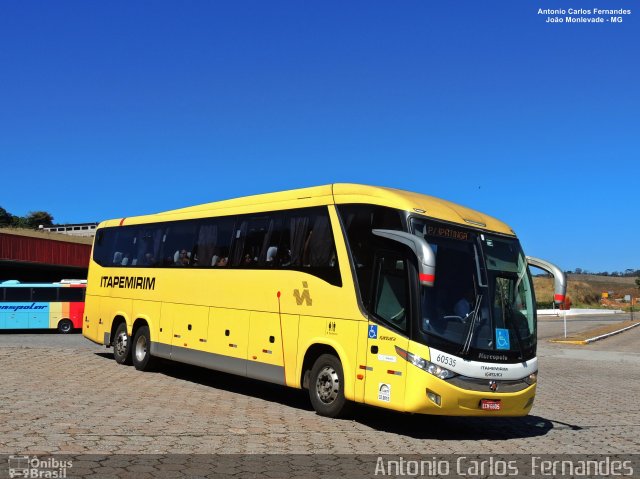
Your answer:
496,328 -> 510,350
368,325 -> 378,339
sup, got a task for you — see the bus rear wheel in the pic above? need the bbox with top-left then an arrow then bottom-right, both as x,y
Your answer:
113,323 -> 132,365
309,354 -> 351,418
57,319 -> 73,334
132,325 -> 157,371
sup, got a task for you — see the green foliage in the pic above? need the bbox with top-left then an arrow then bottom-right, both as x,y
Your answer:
25,211 -> 54,227
0,207 -> 11,226
11,215 -> 28,227
636,277 -> 640,289
0,206 -> 54,228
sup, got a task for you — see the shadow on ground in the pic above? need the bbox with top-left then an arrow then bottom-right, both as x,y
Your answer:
94,351 -> 556,440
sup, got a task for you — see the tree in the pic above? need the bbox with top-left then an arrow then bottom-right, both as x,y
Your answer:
25,211 -> 54,228
636,277 -> 640,289
10,215 -> 27,228
0,207 -> 11,227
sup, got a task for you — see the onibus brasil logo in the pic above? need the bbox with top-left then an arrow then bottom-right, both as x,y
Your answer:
8,456 -> 72,478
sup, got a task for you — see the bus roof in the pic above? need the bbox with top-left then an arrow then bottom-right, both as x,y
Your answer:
100,183 -> 515,236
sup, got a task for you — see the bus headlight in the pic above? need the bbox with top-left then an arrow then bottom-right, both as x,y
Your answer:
523,372 -> 537,385
395,346 -> 457,380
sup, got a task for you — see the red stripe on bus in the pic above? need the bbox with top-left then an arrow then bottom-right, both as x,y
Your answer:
119,218 -> 127,226
69,302 -> 85,328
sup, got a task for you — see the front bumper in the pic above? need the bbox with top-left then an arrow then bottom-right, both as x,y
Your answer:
404,368 -> 536,416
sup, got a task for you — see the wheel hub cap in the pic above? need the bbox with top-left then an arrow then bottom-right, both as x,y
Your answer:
135,335 -> 147,362
315,366 -> 339,404
115,332 -> 128,356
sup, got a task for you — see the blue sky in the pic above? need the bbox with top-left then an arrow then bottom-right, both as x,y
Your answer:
0,1 -> 637,273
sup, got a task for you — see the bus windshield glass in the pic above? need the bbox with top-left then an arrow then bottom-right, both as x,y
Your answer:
412,219 -> 536,362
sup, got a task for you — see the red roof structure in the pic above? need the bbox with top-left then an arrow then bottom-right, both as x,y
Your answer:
0,229 -> 91,268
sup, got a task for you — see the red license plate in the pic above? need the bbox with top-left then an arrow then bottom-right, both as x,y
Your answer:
481,399 -> 502,411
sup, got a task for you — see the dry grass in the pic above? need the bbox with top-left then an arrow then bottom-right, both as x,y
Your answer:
569,273 -> 637,285
533,277 -> 600,304
550,320 -> 640,343
533,274 -> 640,307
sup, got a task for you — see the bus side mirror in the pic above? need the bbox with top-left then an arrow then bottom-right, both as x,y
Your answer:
372,229 -> 436,287
526,256 -> 567,306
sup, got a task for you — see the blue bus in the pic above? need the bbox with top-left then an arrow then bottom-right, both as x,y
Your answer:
0,280 -> 86,333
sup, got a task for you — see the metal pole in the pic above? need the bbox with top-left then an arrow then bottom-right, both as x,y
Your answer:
563,309 -> 567,338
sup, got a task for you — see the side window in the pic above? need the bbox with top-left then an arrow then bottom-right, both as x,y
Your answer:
286,209 -> 337,269
262,215 -> 283,267
275,213 -> 293,267
305,212 -> 335,268
337,204 -> 403,306
161,221 -> 199,267
59,287 -> 86,302
32,288 -> 58,302
371,252 -> 409,333
194,216 -> 235,267
232,216 -> 271,267
283,208 -> 340,285
5,288 -> 32,301
93,228 -> 117,266
111,227 -> 139,266
287,213 -> 311,267
134,227 -> 164,267
89,208 -> 341,287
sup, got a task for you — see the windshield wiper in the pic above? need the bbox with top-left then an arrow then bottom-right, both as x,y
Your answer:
459,294 -> 482,357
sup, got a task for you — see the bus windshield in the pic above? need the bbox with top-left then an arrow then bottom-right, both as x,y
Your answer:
412,219 -> 536,362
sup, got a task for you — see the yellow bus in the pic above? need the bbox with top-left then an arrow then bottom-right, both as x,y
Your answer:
83,184 -> 566,417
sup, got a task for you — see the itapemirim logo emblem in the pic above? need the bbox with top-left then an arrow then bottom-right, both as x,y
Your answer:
293,281 -> 312,306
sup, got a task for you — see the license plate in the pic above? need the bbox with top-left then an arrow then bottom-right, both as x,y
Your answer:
480,399 -> 502,411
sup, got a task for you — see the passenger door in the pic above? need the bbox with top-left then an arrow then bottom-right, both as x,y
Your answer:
364,251 -> 411,411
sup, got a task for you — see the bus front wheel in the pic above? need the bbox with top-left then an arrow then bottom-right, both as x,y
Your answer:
309,354 -> 351,418
113,323 -> 132,365
132,325 -> 157,371
57,319 -> 73,334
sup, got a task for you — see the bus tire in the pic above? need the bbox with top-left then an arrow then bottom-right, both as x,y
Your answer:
309,353 -> 351,418
57,319 -> 73,334
132,325 -> 157,371
113,323 -> 132,365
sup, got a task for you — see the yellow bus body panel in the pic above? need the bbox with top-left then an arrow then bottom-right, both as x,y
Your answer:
207,307 -> 250,362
